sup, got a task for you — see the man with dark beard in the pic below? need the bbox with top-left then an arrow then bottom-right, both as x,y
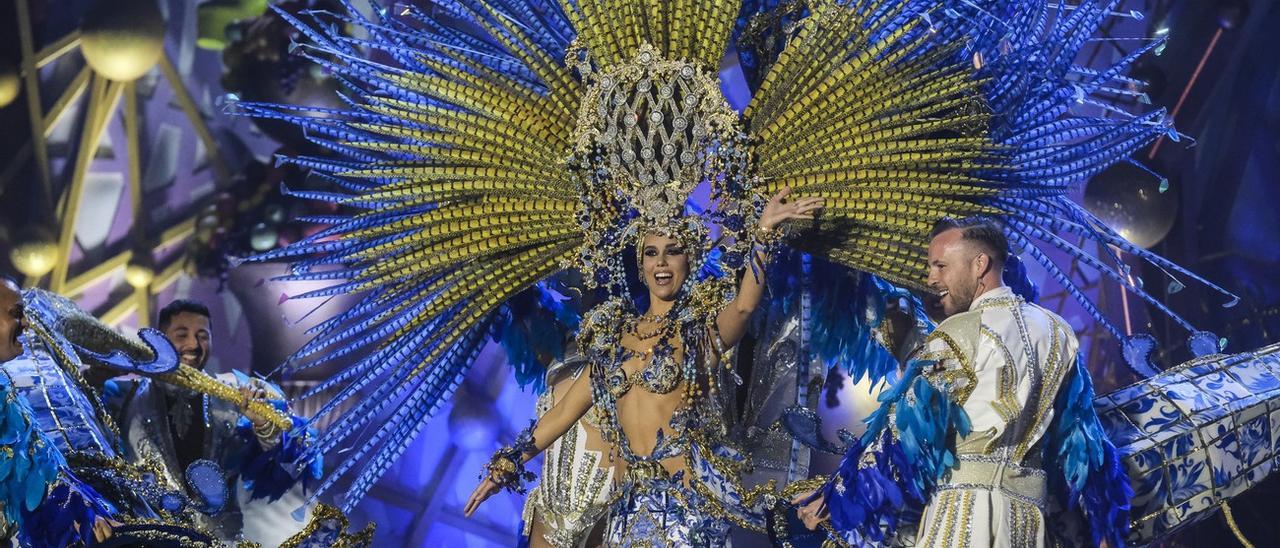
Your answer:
94,299 -> 284,542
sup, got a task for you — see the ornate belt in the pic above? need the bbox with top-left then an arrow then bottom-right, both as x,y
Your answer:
937,454 -> 1047,510
624,459 -> 669,483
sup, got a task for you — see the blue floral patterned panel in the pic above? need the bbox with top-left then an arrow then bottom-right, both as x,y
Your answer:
1,335 -> 119,456
1095,343 -> 1280,546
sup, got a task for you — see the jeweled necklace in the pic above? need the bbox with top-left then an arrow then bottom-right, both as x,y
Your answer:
636,311 -> 667,322
632,321 -> 670,340
630,310 -> 673,339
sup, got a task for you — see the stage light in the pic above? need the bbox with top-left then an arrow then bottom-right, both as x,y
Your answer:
249,222 -> 278,252
124,261 -> 155,289
79,0 -> 166,82
1084,163 -> 1178,249
0,61 -> 19,108
9,227 -> 57,278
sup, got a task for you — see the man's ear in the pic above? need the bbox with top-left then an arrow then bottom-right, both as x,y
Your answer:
973,252 -> 990,277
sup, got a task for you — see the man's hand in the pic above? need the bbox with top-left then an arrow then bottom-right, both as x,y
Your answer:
77,516 -> 119,543
792,490 -> 829,531
238,382 -> 271,427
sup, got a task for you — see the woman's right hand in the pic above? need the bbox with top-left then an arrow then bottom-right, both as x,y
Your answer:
463,475 -> 502,517
92,516 -> 120,543
792,490 -> 829,531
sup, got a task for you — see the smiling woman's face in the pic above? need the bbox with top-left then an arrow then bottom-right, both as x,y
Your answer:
640,233 -> 689,302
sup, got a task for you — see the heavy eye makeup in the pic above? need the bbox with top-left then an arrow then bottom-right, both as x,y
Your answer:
643,245 -> 685,257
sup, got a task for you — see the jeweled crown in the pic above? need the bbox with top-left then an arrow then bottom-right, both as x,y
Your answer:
568,43 -> 762,292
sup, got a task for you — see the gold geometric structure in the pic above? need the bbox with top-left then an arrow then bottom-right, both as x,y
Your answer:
2,0 -> 233,328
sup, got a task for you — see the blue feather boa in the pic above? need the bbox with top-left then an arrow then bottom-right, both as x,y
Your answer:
821,361 -> 971,543
237,414 -> 323,502
0,383 -> 59,527
1044,356 -> 1132,547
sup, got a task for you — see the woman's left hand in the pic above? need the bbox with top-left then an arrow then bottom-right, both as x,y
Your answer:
464,475 -> 503,517
761,187 -> 824,231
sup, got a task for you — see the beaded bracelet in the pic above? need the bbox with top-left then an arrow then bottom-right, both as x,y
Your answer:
481,419 -> 539,494
754,223 -> 784,248
751,224 -> 785,274
253,416 -> 281,443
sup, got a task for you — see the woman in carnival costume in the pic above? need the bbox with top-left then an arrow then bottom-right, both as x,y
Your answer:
462,178 -> 820,543
234,0 -> 1241,546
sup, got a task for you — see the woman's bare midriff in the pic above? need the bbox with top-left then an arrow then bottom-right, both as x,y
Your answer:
613,332 -> 692,485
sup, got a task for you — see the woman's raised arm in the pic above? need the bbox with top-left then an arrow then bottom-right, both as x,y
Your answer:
716,188 -> 823,347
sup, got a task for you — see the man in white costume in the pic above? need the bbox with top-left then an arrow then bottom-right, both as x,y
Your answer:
798,216 -> 1090,545
903,216 -> 1079,547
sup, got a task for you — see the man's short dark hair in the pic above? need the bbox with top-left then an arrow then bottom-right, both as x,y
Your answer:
158,299 -> 211,331
929,216 -> 1010,266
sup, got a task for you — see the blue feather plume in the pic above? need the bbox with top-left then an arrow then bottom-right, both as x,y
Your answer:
1044,355 -> 1132,547
819,359 -> 971,543
237,414 -> 323,503
493,281 -> 582,392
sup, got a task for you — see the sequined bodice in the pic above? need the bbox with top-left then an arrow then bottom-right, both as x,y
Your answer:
606,349 -> 682,396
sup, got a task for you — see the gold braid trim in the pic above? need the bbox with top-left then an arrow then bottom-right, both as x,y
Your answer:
780,476 -> 829,500
1221,502 -> 1256,548
155,365 -> 292,431
279,504 -> 376,548
109,517 -> 217,547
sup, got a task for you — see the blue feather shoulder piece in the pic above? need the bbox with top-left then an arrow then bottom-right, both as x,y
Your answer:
818,359 -> 971,545
1044,355 -> 1132,547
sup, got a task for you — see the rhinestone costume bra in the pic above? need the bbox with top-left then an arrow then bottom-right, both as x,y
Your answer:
605,348 -> 683,396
